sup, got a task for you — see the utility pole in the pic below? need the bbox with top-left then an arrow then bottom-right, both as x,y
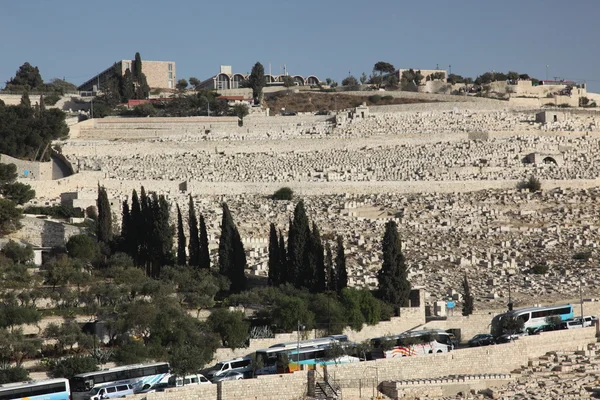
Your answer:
507,274 -> 512,311
546,65 -> 549,81
580,277 -> 584,318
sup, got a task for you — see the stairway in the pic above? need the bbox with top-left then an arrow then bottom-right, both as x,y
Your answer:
314,378 -> 341,399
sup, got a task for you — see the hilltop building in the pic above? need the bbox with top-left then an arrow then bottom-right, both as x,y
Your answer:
78,60 -> 176,92
196,65 -> 320,90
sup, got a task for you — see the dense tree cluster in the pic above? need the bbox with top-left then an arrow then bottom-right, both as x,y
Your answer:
247,62 -> 266,104
4,63 -> 78,94
267,200 -> 347,294
0,101 -> 69,161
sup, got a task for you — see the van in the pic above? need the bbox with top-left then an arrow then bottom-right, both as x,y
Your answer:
559,319 -> 583,330
136,373 -> 211,394
205,357 -> 252,379
88,383 -> 134,400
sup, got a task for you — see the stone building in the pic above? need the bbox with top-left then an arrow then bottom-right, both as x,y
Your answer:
196,65 -> 320,91
78,59 -> 176,91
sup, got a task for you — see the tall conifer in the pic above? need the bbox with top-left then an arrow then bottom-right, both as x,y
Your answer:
462,275 -> 474,316
325,242 -> 336,291
176,204 -> 186,266
278,230 -> 287,285
268,223 -> 279,286
188,195 -> 200,268
130,189 -> 141,265
199,214 -> 210,269
334,236 -> 348,293
218,203 -> 247,293
377,220 -> 411,309
96,184 -> 112,245
287,200 -> 310,287
312,223 -> 326,293
121,200 -> 130,253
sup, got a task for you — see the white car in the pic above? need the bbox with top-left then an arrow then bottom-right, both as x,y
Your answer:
211,371 -> 244,383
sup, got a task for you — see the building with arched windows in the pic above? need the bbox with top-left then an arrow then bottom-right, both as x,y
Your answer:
196,65 -> 320,91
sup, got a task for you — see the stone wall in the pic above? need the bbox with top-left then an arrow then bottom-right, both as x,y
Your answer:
9,216 -> 82,247
326,326 -> 596,383
121,327 -> 596,400
0,154 -> 52,181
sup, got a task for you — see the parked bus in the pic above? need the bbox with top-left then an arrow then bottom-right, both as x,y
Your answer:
491,304 -> 574,337
0,378 -> 70,400
70,362 -> 170,400
254,335 -> 348,375
369,329 -> 453,359
276,346 -> 360,373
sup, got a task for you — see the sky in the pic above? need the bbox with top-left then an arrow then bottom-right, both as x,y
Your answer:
1,0 -> 599,92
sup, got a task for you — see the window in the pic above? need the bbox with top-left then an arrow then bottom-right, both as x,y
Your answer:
168,72 -> 173,79
168,64 -> 173,71
125,62 -> 130,70
116,385 -> 129,391
106,387 -> 116,393
168,80 -> 173,89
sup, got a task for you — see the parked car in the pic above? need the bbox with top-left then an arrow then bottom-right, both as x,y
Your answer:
211,370 -> 244,383
205,357 -> 252,380
468,334 -> 496,347
496,331 -> 527,344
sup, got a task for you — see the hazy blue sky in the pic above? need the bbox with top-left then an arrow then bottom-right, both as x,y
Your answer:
1,0 -> 599,91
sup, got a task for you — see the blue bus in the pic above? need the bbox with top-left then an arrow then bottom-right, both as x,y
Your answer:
0,378 -> 70,400
491,304 -> 574,337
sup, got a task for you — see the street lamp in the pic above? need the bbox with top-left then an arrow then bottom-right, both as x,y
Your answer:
546,65 -> 549,81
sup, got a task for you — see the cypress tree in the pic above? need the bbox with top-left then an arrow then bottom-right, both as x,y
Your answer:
133,52 -> 143,79
287,200 -> 310,288
334,236 -> 348,293
139,186 -> 152,274
377,220 -> 411,309
121,200 -> 130,253
39,95 -> 45,113
199,214 -> 210,269
96,184 -> 112,245
148,194 -> 173,277
188,195 -> 200,268
248,62 -> 267,103
325,242 -> 336,292
268,223 -> 279,286
310,223 -> 326,293
121,68 -> 135,102
20,92 -> 31,108
176,204 -> 186,266
130,189 -> 141,265
462,275 -> 474,316
218,203 -> 247,293
278,230 -> 287,285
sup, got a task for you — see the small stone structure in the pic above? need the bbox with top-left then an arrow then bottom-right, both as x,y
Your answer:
536,110 -> 566,123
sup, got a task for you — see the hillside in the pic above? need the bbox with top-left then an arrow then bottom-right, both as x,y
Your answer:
264,91 -> 435,113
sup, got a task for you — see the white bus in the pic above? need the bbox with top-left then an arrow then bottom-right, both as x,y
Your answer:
0,378 -> 70,400
370,329 -> 453,359
491,304 -> 574,337
70,362 -> 170,400
254,335 -> 348,375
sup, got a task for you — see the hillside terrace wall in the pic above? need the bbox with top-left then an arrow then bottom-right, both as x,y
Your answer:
0,154 -> 52,181
25,175 -> 600,200
124,327 -> 596,400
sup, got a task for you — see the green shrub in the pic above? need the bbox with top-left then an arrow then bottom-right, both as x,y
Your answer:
518,176 -> 541,192
531,264 -> 549,274
44,93 -> 61,106
573,251 -> 592,261
47,356 -> 98,379
368,95 -> 382,103
272,187 -> 294,200
0,367 -> 29,384
381,95 -> 393,101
